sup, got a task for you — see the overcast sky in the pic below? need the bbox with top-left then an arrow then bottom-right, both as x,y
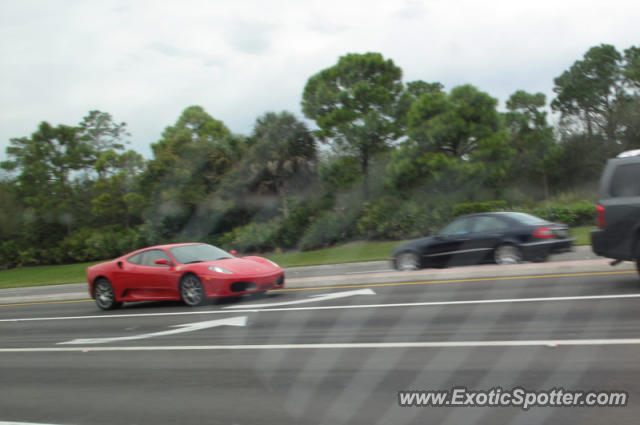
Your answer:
1,0 -> 638,159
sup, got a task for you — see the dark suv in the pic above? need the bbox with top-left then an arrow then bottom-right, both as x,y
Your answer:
590,150 -> 640,274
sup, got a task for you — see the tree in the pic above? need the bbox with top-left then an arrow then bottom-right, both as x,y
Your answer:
142,106 -> 245,239
407,84 -> 505,157
91,150 -> 146,227
144,105 -> 234,204
395,80 -> 444,135
505,90 -> 557,198
388,85 -> 511,197
245,111 -> 317,217
551,44 -> 627,141
623,46 -> 640,88
301,52 -> 404,197
0,122 -> 90,241
78,110 -> 129,158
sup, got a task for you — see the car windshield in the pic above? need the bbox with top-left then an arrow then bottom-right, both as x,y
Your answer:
168,244 -> 233,264
503,212 -> 549,225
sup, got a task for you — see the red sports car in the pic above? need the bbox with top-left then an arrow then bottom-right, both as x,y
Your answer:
87,243 -> 285,310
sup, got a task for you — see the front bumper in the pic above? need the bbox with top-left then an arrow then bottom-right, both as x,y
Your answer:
203,272 -> 285,298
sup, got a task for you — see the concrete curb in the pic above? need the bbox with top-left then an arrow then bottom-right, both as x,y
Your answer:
0,257 -> 635,305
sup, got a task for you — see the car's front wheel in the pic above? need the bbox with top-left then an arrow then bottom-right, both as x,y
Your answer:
93,278 -> 122,310
494,244 -> 522,265
180,274 -> 206,307
396,251 -> 420,271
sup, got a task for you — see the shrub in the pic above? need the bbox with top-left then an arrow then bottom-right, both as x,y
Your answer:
57,226 -> 146,263
0,240 -> 20,269
530,201 -> 595,227
451,200 -> 508,217
298,209 -> 361,251
356,198 -> 437,240
271,198 -> 333,248
226,220 -> 281,253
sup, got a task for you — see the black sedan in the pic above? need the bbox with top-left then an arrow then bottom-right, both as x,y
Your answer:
392,212 -> 574,270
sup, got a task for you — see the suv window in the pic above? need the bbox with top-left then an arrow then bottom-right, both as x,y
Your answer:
609,163 -> 640,197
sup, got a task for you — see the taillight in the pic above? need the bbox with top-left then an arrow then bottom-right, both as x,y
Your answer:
596,204 -> 605,228
533,226 -> 555,239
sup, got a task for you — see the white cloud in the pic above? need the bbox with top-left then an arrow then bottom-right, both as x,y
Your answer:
1,0 -> 638,160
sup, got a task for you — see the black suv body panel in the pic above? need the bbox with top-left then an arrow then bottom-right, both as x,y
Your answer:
590,155 -> 640,261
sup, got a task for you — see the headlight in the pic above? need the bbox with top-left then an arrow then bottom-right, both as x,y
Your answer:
208,266 -> 233,274
265,259 -> 279,268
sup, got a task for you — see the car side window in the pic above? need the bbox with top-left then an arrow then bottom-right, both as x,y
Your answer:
140,249 -> 172,267
439,217 -> 472,237
127,253 -> 143,265
609,163 -> 640,197
473,216 -> 508,233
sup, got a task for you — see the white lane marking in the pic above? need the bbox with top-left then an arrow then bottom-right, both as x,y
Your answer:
3,292 -> 640,323
57,316 -> 247,345
223,288 -> 376,309
0,422 -> 66,425
3,338 -> 640,352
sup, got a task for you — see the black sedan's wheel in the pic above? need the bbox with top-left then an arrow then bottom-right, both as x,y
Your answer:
180,274 -> 206,307
94,278 -> 122,310
396,251 -> 420,271
494,244 -> 522,265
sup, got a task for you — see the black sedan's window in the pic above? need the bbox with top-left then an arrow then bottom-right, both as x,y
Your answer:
503,212 -> 548,225
473,216 -> 509,232
438,217 -> 473,237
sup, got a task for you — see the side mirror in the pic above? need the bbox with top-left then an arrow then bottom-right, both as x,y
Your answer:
154,259 -> 171,266
230,250 -> 238,256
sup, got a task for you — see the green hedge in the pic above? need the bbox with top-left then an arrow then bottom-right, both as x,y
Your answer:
530,201 -> 595,227
451,200 -> 508,217
355,197 -> 446,240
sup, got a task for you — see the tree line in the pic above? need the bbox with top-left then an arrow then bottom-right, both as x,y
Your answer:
1,43 -> 639,268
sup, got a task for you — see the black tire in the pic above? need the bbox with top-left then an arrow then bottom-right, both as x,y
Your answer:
180,274 -> 206,307
494,244 -> 522,265
396,251 -> 420,271
93,278 -> 122,310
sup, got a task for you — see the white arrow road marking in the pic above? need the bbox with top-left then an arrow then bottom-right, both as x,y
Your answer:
57,316 -> 247,345
223,288 -> 377,309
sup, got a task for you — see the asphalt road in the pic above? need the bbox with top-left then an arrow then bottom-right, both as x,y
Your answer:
2,267 -> 640,425
0,245 -> 611,304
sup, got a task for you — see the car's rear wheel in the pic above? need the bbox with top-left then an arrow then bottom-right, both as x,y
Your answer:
494,244 -> 522,265
94,278 -> 122,310
180,274 -> 206,306
396,251 -> 420,271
